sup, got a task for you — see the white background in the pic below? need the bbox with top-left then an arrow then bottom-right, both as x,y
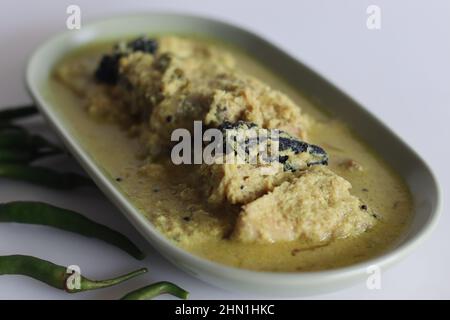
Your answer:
0,0 -> 449,299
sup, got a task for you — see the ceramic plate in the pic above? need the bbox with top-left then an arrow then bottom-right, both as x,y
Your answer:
26,13 -> 441,296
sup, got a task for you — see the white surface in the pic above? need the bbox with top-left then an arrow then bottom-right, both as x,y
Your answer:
0,0 -> 448,299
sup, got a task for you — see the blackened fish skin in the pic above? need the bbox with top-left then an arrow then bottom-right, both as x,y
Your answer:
94,53 -> 122,84
127,37 -> 158,54
94,37 -> 158,84
218,121 -> 328,171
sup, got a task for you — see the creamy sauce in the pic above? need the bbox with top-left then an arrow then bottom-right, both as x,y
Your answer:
48,37 -> 412,271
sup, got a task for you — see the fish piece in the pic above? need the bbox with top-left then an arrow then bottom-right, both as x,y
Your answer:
199,121 -> 328,205
232,166 -> 376,243
88,37 -> 310,157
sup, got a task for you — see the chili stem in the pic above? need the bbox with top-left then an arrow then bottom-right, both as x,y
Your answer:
121,281 -> 189,300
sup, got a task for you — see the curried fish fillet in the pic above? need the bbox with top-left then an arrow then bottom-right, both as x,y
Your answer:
233,166 -> 376,243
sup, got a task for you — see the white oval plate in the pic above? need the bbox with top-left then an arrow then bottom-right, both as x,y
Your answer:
26,13 -> 441,296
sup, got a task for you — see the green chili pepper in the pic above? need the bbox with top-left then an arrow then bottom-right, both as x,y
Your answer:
121,281 -> 189,300
0,123 -> 27,134
0,255 -> 147,293
0,163 -> 94,189
0,131 -> 30,148
0,141 -> 63,164
0,148 -> 61,164
0,130 -> 62,153
30,135 -> 62,153
0,105 -> 38,122
0,201 -> 145,260
0,148 -> 35,163
0,127 -> 64,164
